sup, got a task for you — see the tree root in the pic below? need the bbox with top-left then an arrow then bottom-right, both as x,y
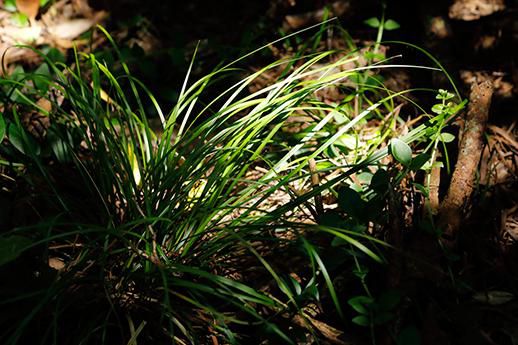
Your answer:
438,80 -> 494,246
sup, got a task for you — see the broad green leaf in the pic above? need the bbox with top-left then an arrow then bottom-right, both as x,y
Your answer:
384,19 -> 400,30
391,138 -> 412,167
439,132 -> 455,143
364,17 -> 380,28
348,295 -> 374,314
352,315 -> 370,327
0,235 -> 32,266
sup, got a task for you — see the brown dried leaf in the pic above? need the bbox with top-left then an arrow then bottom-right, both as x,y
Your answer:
46,18 -> 95,40
16,0 -> 40,20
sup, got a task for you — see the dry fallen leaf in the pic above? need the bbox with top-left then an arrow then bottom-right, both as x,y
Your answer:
48,257 -> 65,271
47,18 -> 95,40
16,0 -> 40,21
0,25 -> 42,43
473,291 -> 515,305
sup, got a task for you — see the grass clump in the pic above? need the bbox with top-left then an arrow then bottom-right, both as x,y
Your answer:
0,23 -> 463,344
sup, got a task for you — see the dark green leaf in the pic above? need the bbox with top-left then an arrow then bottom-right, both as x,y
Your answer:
352,315 -> 370,326
390,138 -> 412,167
348,295 -> 374,314
409,153 -> 431,171
0,235 -> 32,266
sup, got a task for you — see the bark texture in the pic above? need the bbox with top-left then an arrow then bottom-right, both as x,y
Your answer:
438,80 -> 494,244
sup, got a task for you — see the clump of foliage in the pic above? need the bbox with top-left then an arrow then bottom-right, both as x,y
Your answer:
0,22 -> 463,344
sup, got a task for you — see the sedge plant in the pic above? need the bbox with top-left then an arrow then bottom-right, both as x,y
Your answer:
0,21 -> 464,344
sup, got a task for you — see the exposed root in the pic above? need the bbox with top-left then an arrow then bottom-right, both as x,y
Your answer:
438,80 -> 494,246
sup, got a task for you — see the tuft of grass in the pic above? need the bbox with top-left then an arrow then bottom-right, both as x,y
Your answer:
0,22 -> 464,344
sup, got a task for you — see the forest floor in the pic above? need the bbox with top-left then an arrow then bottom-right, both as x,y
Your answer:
1,0 -> 518,344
